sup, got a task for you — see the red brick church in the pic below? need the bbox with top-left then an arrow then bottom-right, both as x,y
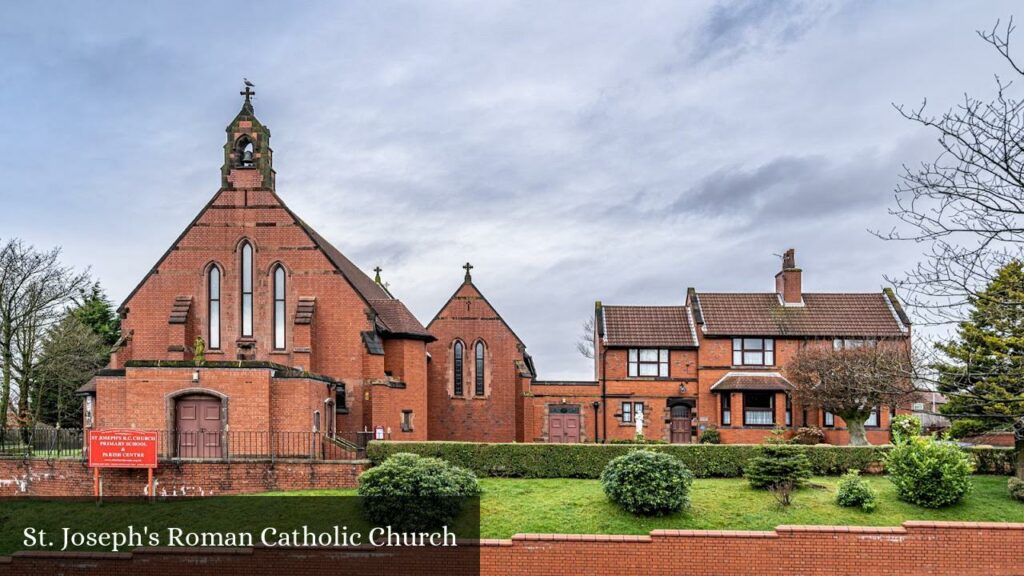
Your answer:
80,91 -> 911,453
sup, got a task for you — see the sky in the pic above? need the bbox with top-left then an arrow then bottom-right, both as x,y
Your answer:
0,0 -> 1019,379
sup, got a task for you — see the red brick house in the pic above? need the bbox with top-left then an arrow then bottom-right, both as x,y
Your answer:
81,92 -> 912,451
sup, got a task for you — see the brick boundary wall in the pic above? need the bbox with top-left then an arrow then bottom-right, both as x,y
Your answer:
0,458 -> 366,497
1,522 -> 1023,575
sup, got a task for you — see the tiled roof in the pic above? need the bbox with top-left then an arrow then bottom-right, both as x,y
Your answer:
602,306 -> 698,348
710,372 -> 792,392
297,219 -> 432,341
695,292 -> 908,337
369,298 -> 433,340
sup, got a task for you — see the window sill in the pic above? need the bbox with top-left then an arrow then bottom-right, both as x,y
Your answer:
269,350 -> 289,355
401,429 -> 413,434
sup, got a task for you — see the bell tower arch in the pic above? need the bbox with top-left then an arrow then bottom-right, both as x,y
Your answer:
221,81 -> 275,190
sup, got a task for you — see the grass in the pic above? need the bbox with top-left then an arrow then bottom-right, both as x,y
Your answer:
0,476 -> 1020,554
273,475 -> 1024,537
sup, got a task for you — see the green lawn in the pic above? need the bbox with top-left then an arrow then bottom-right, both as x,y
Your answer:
274,475 -> 1024,537
0,476 -> 1020,554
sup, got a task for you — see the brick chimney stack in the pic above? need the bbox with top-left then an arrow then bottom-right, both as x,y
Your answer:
775,248 -> 803,305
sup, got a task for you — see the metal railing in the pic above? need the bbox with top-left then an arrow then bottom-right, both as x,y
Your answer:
0,427 -> 85,459
0,428 -> 382,461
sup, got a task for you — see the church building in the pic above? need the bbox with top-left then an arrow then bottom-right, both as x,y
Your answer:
79,90 -> 913,453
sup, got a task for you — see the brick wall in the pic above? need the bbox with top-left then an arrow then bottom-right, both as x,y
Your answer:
426,281 -> 527,442
1,522 -> 1022,575
0,458 -> 365,498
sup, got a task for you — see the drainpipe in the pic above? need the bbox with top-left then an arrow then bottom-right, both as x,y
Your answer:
601,337 -> 608,444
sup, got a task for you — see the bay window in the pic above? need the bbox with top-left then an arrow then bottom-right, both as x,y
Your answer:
743,392 -> 774,426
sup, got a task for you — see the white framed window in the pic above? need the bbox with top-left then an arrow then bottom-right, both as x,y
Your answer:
743,392 -> 775,426
620,402 -> 644,423
824,411 -> 835,427
721,394 -> 731,426
240,241 -> 254,337
208,266 -> 221,349
272,265 -> 286,349
864,407 -> 880,427
732,338 -> 774,366
628,349 -> 669,378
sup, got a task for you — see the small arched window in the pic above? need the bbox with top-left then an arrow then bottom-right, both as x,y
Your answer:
453,341 -> 464,396
208,266 -> 221,349
240,242 -> 253,337
273,265 -> 286,349
236,137 -> 254,167
475,341 -> 485,396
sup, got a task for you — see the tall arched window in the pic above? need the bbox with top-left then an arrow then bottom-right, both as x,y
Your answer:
240,242 -> 253,337
475,341 -> 485,396
208,266 -> 221,349
273,265 -> 286,349
453,341 -> 464,396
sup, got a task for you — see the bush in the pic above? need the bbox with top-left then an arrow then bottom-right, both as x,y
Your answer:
600,450 -> 694,515
835,469 -> 877,512
357,452 -> 480,531
1009,477 -> 1024,502
890,415 -> 922,444
699,427 -> 721,444
745,444 -> 813,490
791,426 -> 826,445
949,418 -> 992,439
366,442 -> 910,479
886,436 -> 974,508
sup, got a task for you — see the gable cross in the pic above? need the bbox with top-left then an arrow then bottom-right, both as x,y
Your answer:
463,262 -> 474,283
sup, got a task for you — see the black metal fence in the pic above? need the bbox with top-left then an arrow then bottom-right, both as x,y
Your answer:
0,427 -> 85,459
0,428 -> 383,461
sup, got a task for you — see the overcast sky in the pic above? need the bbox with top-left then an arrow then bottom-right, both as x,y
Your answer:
0,1 -> 1018,379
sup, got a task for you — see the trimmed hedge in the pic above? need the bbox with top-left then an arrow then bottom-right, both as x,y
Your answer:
366,441 -> 1017,479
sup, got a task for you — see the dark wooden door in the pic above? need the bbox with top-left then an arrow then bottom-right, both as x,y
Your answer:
548,407 -> 581,443
670,405 -> 692,444
176,396 -> 223,458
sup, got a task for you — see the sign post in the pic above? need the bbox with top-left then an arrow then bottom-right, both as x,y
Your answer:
88,429 -> 159,501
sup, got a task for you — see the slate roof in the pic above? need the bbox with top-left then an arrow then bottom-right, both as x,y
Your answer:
693,292 -> 908,338
710,372 -> 792,392
602,305 -> 698,348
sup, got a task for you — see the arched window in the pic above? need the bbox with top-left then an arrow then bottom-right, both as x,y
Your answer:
273,265 -> 286,349
475,341 -> 485,396
453,341 -> 464,396
208,266 -> 221,349
240,242 -> 253,337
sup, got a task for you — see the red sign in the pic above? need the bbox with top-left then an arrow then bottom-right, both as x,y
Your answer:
88,429 -> 159,469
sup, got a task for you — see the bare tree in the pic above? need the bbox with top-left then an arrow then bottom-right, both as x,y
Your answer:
32,314 -> 108,428
0,239 -> 91,429
576,315 -> 595,359
788,343 -> 917,446
879,19 -> 1024,326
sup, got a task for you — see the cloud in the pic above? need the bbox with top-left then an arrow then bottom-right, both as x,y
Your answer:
0,0 -> 1019,378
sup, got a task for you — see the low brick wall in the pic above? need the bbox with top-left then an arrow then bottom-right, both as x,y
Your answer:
0,458 -> 366,497
0,522 -> 1022,575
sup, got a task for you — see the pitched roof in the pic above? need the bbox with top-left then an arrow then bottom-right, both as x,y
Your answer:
693,292 -> 908,338
601,305 -> 698,348
369,298 -> 432,340
710,372 -> 792,392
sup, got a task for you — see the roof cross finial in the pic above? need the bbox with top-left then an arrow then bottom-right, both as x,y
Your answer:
463,262 -> 474,283
373,266 -> 383,284
239,79 -> 255,114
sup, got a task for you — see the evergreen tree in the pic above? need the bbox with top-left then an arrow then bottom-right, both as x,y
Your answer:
72,283 -> 120,347
936,260 -> 1024,478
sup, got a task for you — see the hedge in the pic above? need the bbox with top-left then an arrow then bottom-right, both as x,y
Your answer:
366,441 -> 1017,479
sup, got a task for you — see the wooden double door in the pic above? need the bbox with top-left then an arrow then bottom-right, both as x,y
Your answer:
175,395 -> 223,458
548,405 -> 581,443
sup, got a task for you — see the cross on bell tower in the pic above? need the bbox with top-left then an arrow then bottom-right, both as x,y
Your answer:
221,79 -> 274,191
463,262 -> 474,283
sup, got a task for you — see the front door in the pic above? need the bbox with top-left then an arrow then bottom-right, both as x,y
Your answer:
176,395 -> 223,458
670,404 -> 692,444
548,406 -> 581,443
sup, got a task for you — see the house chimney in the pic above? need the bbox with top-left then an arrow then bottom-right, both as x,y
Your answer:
775,248 -> 803,304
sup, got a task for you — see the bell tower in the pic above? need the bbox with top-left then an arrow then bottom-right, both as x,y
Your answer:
221,81 -> 275,190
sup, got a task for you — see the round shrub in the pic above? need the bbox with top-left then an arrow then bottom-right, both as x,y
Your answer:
745,444 -> 812,490
358,452 -> 480,531
835,469 -> 877,512
600,450 -> 693,515
948,418 -> 991,439
791,426 -> 826,445
1009,477 -> 1024,502
699,427 -> 721,444
885,436 -> 973,508
890,415 -> 922,444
